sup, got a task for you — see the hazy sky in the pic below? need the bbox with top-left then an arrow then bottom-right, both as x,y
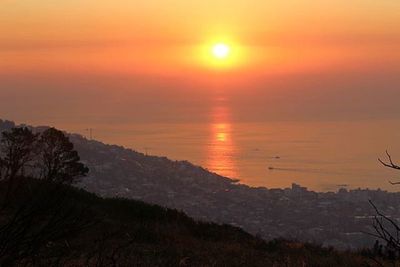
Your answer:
1,0 -> 400,125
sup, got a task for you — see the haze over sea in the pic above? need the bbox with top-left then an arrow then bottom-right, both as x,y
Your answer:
4,87 -> 399,192
51,119 -> 400,192
2,71 -> 400,192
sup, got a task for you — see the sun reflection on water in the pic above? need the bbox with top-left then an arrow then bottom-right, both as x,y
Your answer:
206,106 -> 238,179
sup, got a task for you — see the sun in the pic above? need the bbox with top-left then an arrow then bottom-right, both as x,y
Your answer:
212,43 -> 230,59
197,39 -> 243,68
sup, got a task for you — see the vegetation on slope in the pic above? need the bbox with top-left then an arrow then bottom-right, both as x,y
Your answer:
0,177 -> 387,267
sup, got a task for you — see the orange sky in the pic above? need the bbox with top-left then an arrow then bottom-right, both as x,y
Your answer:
1,0 -> 400,126
2,1 -> 400,191
1,0 -> 400,77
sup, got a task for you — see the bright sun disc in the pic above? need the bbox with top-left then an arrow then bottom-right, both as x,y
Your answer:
212,43 -> 230,59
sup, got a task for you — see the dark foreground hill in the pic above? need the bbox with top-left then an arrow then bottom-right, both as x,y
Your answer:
0,177 -> 383,267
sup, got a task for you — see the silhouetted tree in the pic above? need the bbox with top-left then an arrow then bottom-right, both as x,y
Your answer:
0,127 -> 37,181
368,151 -> 400,261
0,126 -> 87,184
36,128 -> 88,184
0,126 -> 92,265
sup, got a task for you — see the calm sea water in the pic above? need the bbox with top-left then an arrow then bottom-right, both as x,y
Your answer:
58,116 -> 400,192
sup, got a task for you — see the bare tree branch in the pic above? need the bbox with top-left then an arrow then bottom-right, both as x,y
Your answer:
378,150 -> 400,171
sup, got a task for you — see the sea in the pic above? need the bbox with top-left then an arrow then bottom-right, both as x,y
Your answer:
56,118 -> 400,192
